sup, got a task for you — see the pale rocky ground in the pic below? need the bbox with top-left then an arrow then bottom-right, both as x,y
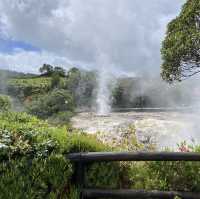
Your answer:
71,111 -> 200,150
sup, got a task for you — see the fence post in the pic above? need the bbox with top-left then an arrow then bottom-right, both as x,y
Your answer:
75,153 -> 85,199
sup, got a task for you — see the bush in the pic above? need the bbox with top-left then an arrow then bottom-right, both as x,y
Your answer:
48,111 -> 74,125
0,95 -> 11,111
66,133 -> 109,153
51,73 -> 61,89
0,111 -> 120,198
7,78 -> 51,100
27,89 -> 75,120
0,112 -> 72,198
66,132 -> 124,189
145,143 -> 200,192
129,143 -> 200,192
0,155 -> 72,199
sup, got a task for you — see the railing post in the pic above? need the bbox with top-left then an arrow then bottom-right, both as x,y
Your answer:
74,153 -> 85,199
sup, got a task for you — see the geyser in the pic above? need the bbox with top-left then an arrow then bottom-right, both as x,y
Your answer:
95,53 -> 114,116
96,66 -> 111,116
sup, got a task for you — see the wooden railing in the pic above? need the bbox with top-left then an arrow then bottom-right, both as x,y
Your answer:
68,152 -> 200,199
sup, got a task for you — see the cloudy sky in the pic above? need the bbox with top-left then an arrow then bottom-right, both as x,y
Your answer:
0,0 -> 185,74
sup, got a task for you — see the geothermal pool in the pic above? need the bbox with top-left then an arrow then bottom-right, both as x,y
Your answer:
71,110 -> 200,150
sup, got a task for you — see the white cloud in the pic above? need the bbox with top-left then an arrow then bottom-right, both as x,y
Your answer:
0,49 -> 73,73
0,0 -> 185,73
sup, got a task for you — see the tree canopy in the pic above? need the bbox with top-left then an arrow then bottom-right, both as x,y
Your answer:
39,64 -> 66,77
39,64 -> 54,76
161,0 -> 200,82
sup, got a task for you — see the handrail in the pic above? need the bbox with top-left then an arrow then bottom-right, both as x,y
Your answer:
68,152 -> 200,162
83,189 -> 200,199
68,152 -> 200,199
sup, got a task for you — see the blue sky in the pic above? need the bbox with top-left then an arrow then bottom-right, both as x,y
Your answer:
0,38 -> 40,53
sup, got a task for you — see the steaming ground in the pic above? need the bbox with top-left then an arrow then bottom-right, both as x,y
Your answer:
71,111 -> 200,150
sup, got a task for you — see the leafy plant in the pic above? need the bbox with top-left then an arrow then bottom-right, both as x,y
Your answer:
27,89 -> 75,120
0,95 -> 11,111
129,143 -> 200,192
0,111 -> 118,198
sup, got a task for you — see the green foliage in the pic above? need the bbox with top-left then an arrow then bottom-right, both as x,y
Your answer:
48,111 -> 74,125
65,132 -> 123,189
0,111 -> 118,198
8,77 -> 52,100
39,64 -> 66,77
86,162 -> 120,188
129,143 -> 200,192
0,111 -> 72,198
54,66 -> 66,77
39,64 -> 54,76
67,186 -> 80,199
65,67 -> 81,93
27,89 -> 75,120
51,73 -> 61,89
161,0 -> 200,82
146,160 -> 200,191
0,155 -> 72,199
66,132 -> 109,153
0,95 -> 11,111
74,70 -> 96,107
6,67 -> 96,112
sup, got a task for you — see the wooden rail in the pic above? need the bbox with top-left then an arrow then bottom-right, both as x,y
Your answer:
68,152 -> 200,199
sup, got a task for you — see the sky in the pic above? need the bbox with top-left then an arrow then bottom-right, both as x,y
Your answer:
0,0 -> 185,74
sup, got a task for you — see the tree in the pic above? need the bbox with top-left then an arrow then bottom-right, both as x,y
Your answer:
54,66 -> 66,77
27,89 -> 75,119
74,70 -> 96,107
66,67 -> 81,93
39,64 -> 54,76
161,0 -> 200,82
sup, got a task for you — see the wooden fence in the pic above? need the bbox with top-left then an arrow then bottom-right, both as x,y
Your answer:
68,152 -> 200,199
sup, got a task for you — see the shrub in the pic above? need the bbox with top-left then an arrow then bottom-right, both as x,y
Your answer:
65,132 -> 109,153
0,111 -> 120,198
7,78 -> 52,100
48,111 -> 74,125
27,89 -> 75,119
129,143 -> 200,192
144,143 -> 200,192
65,132 -> 123,189
0,155 -> 72,199
0,95 -> 11,111
0,112 -> 72,198
86,162 -> 120,188
0,112 -> 68,197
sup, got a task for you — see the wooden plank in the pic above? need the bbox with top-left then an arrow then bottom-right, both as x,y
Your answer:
68,152 -> 200,162
83,189 -> 200,199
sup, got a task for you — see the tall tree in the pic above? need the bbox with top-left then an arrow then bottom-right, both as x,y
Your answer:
161,0 -> 200,82
39,64 -> 54,76
66,67 -> 81,92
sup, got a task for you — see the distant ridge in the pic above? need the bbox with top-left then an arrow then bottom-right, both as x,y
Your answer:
0,69 -> 36,79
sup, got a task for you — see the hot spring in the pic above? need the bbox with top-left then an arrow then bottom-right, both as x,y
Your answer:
71,109 -> 200,150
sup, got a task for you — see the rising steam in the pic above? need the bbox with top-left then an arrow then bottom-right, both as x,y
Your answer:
96,66 -> 111,115
95,54 -> 115,116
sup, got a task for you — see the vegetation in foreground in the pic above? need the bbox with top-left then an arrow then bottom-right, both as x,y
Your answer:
0,110 -> 200,198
